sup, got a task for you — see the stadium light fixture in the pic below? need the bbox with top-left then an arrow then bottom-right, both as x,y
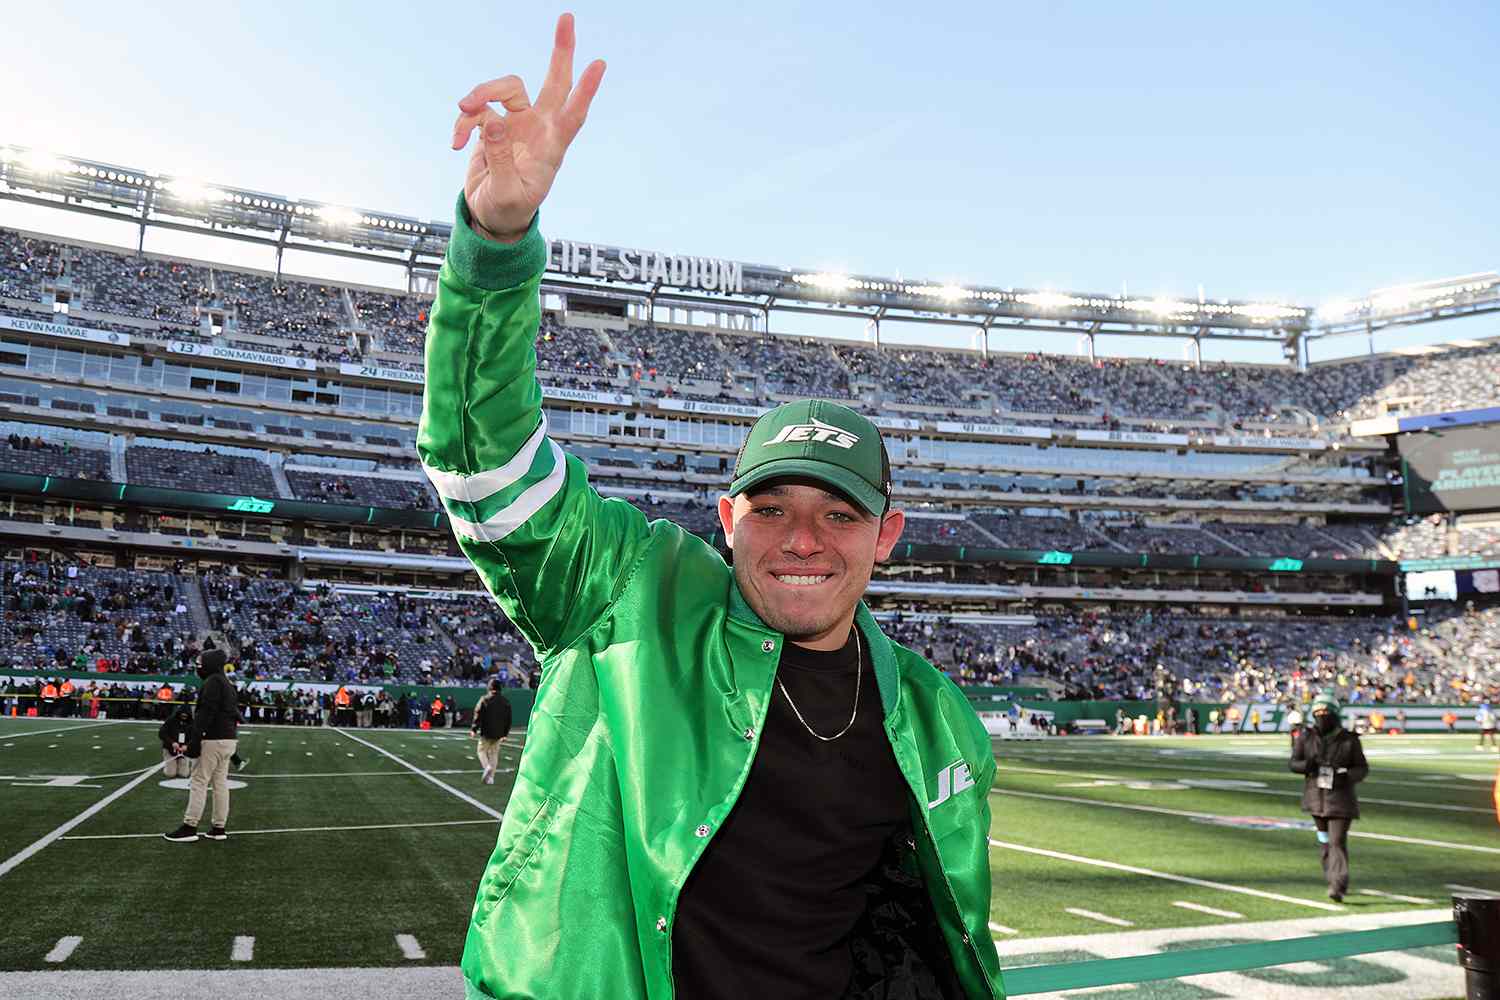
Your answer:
162,178 -> 226,205
317,205 -> 363,229
1017,291 -> 1074,310
1317,299 -> 1362,322
935,284 -> 967,303
1232,302 -> 1303,323
1134,298 -> 1193,319
797,272 -> 854,293
17,149 -> 69,177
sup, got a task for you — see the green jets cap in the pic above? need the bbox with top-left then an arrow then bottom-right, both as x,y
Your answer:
1310,691 -> 1342,716
729,399 -> 891,516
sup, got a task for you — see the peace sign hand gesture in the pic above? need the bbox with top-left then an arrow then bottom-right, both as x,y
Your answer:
451,13 -> 606,244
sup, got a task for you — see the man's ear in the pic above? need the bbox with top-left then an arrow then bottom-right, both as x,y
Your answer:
717,495 -> 736,544
874,509 -> 905,562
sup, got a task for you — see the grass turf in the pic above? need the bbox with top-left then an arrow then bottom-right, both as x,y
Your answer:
0,722 -> 1489,984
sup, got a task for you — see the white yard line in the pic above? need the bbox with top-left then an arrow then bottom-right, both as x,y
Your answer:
238,770 -> 412,779
1449,883 -> 1499,897
988,837 -> 1344,912
992,787 -> 1500,855
0,765 -> 159,881
0,722 -> 111,741
1000,762 -> 1491,811
63,818 -> 494,841
231,936 -> 254,962
988,921 -> 1018,935
1359,889 -> 1434,904
334,728 -> 503,821
43,936 -> 82,963
395,934 -> 427,960
1065,907 -> 1134,927
1172,900 -> 1245,919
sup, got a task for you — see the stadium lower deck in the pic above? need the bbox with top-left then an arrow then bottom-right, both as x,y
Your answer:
0,717 -> 1488,999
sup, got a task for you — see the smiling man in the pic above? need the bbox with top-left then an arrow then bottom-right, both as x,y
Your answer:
420,14 -> 1001,1000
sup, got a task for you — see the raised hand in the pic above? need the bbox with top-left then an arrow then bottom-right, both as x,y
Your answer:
451,12 -> 606,243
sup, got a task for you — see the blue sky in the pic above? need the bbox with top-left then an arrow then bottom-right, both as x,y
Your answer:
2,2 -> 1496,362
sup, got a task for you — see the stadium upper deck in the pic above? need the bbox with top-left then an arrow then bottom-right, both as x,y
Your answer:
4,222 -> 1498,436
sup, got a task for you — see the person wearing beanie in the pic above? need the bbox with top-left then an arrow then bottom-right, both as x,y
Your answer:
470,678 -> 513,785
1288,691 -> 1368,902
163,647 -> 239,843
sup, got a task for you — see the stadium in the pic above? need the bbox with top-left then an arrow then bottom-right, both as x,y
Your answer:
0,101 -> 1497,1000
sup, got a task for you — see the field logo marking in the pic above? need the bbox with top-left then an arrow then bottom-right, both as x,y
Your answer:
0,764 -> 160,881
928,759 -> 975,810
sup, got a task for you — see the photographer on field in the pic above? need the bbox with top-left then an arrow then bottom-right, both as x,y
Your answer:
158,704 -> 194,778
1288,691 -> 1368,902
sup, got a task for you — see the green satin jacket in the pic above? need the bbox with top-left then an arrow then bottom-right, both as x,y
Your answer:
418,195 -> 1004,999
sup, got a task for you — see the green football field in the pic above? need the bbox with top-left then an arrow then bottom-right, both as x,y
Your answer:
0,718 -> 1490,997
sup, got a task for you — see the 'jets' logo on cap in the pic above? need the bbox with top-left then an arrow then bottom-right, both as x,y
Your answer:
765,418 -> 860,449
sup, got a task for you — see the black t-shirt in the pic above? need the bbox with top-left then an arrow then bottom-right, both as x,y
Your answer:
672,628 -> 912,999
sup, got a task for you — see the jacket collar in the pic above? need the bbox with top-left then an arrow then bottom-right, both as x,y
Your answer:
728,577 -> 902,718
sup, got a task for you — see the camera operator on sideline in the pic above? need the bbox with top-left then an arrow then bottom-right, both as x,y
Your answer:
1289,691 -> 1368,902
158,703 -> 194,778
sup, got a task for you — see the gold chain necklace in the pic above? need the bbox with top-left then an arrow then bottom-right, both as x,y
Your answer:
776,629 -> 862,743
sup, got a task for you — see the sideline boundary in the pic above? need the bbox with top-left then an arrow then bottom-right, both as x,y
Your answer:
1001,918 -> 1457,995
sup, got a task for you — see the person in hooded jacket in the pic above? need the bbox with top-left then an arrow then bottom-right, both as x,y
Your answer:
163,648 -> 238,843
1289,691 -> 1368,902
470,678 -> 513,785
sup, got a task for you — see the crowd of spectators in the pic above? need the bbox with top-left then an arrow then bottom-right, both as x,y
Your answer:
213,270 -> 350,345
0,561 -> 201,674
3,554 -> 1496,707
74,247 -> 208,326
8,225 -> 1500,425
904,605 -> 1500,706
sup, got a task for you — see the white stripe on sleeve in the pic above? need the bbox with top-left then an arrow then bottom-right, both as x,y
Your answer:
444,441 -> 568,543
422,416 -> 549,504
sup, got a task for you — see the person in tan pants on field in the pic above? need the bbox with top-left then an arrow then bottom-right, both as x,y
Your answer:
469,678 -> 513,785
164,649 -> 239,842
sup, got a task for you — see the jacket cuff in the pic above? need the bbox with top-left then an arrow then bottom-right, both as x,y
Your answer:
447,192 -> 546,291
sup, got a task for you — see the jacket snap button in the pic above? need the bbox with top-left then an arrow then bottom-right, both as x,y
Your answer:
761,639 -> 775,653
655,916 -> 667,932
742,727 -> 754,741
695,824 -> 711,837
